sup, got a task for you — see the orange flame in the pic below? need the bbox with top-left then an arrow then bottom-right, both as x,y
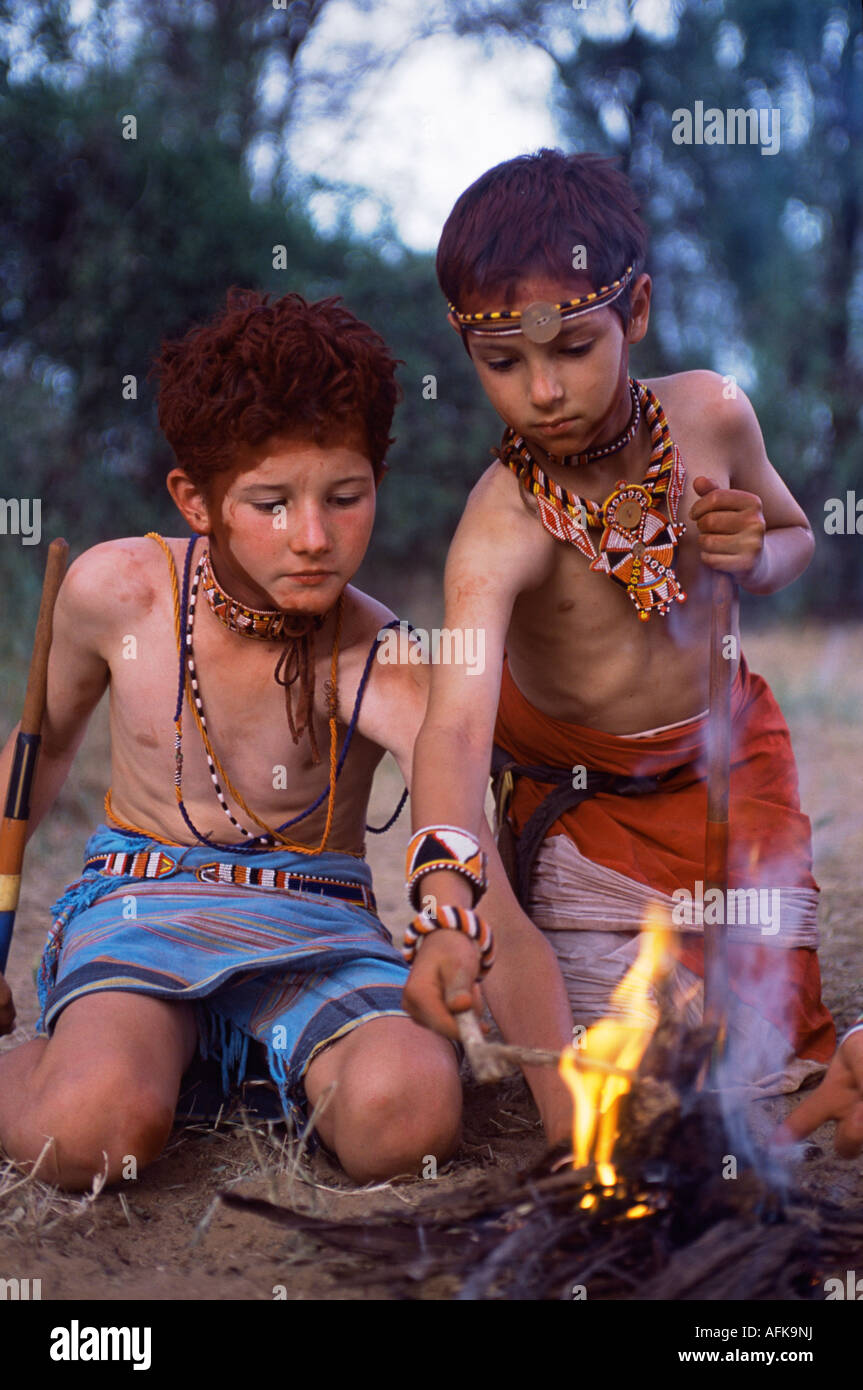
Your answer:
625,1203 -> 650,1219
558,904 -> 672,1180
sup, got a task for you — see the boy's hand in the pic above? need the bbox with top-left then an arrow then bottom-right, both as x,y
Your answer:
772,1031 -> 863,1158
402,929 -> 485,1041
0,973 -> 15,1036
690,475 -> 767,581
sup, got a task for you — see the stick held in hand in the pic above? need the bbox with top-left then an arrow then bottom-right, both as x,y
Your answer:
455,1012 -> 636,1085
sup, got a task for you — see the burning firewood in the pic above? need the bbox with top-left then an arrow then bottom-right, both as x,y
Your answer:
209,918 -> 863,1301
210,942 -> 863,1300
211,832 -> 857,1301
216,1129 -> 863,1301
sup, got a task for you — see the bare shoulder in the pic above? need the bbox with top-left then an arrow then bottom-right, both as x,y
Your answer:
336,583 -> 422,703
338,584 -> 399,655
58,536 -> 169,627
338,585 -> 428,766
463,458 -> 539,524
449,461 -> 552,598
644,369 -> 762,444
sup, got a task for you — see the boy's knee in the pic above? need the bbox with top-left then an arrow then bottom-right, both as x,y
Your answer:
17,1070 -> 175,1189
336,1046 -> 462,1181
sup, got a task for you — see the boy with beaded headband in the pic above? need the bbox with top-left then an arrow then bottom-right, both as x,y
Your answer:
0,287 -> 574,1189
403,150 -> 835,1094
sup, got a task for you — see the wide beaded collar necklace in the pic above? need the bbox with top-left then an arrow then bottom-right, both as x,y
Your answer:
199,549 -> 324,643
500,378 -> 688,622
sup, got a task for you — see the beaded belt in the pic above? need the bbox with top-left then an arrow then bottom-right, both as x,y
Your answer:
84,850 -> 377,912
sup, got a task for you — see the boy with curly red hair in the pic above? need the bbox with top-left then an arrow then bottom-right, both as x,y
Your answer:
0,288 -> 572,1187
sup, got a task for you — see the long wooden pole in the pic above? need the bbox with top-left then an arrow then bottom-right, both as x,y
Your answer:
0,538 -> 69,972
703,570 -> 736,1036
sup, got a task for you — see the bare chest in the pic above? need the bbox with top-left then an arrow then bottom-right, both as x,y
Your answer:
105,588 -> 382,844
503,397 -> 734,725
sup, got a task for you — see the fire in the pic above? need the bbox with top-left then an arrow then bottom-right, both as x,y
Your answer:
558,904 -> 672,1181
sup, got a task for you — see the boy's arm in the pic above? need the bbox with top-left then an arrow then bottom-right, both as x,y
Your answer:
407,477 -> 544,951
399,819 -> 574,1145
0,548 -> 111,843
690,381 -> 815,594
357,595 -> 574,1146
0,547 -> 110,1033
410,469 -> 549,858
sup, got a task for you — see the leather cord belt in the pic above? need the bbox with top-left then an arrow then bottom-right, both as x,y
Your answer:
490,744 -> 694,908
84,850 -> 377,913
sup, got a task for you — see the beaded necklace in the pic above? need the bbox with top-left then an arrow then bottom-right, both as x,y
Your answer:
104,536 -> 410,853
199,547 -> 323,643
144,535 -> 343,853
546,378 -> 641,468
200,547 -> 324,761
184,551 -> 344,848
500,378 -> 687,621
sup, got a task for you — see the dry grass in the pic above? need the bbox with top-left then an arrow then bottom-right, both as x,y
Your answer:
0,1108 -> 302,1247
0,1077 -> 396,1249
0,1142 -> 106,1241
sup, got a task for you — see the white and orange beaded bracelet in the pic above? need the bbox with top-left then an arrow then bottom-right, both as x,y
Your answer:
402,905 -> 495,974
405,825 -> 488,912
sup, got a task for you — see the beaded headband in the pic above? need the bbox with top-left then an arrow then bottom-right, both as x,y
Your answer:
448,265 -> 634,342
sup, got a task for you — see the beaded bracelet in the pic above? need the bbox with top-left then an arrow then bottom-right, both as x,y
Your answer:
402,905 -> 495,974
405,825 -> 488,912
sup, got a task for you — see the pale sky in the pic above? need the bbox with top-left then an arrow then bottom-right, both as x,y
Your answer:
8,0 -> 824,388
5,0 -> 683,251
275,0 -> 679,250
284,21 -> 560,249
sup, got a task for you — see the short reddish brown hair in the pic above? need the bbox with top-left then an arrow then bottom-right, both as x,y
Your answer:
437,149 -> 648,328
151,288 -> 400,486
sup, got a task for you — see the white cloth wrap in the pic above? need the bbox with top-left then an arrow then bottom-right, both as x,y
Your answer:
529,835 -> 826,1097
529,834 -> 819,946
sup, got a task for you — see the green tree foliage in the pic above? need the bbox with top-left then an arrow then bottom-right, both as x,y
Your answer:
0,0 -> 858,666
0,0 -> 498,664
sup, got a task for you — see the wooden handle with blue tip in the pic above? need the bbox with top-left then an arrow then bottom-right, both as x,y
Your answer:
0,538 -> 69,972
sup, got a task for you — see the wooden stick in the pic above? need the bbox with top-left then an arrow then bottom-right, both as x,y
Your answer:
0,538 -> 69,972
455,1013 -> 512,1082
455,1012 -> 635,1084
703,570 -> 736,1034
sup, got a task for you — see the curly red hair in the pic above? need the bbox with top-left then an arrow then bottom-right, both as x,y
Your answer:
151,288 -> 400,486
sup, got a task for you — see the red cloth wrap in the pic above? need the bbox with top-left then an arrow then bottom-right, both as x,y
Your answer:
494,655 -> 835,1062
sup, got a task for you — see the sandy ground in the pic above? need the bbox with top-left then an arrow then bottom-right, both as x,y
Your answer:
0,622 -> 861,1300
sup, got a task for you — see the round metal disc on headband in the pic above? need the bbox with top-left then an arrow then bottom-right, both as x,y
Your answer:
520,301 -> 562,343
